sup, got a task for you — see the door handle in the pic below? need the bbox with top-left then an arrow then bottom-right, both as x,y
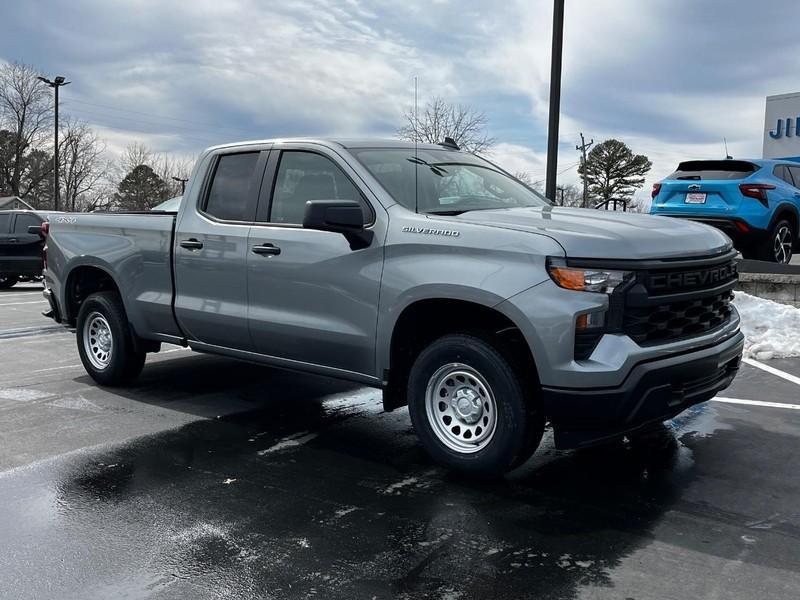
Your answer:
794,192 -> 800,198
8,238 -> 17,243
252,243 -> 281,256
180,238 -> 204,250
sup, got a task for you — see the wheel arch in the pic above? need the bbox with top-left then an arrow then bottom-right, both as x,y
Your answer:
381,295 -> 540,411
770,203 -> 799,239
63,263 -> 124,326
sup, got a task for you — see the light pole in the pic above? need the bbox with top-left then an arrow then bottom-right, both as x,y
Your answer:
37,75 -> 70,211
172,176 -> 189,195
545,0 -> 565,202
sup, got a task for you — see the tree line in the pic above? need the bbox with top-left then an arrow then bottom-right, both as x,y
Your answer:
0,61 -> 192,212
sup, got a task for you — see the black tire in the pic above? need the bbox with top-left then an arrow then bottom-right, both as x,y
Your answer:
76,291 -> 146,386
758,219 -> 794,263
407,333 -> 544,476
0,275 -> 19,289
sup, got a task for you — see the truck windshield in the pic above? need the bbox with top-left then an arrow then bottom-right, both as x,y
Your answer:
353,148 -> 550,214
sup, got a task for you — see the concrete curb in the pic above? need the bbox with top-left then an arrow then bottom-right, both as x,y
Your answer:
737,272 -> 800,307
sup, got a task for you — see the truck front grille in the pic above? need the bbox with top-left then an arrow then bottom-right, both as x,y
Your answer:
570,251 -> 738,360
623,289 -> 734,345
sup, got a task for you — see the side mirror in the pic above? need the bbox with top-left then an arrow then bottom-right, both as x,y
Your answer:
303,200 -> 373,249
28,225 -> 44,236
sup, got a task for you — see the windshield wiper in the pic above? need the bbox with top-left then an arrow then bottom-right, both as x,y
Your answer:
424,209 -> 469,216
424,207 -> 507,216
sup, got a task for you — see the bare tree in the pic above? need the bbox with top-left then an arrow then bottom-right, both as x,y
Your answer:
75,184 -> 116,212
152,152 -> 194,198
0,62 -> 53,198
58,119 -> 108,211
397,96 -> 495,153
554,184 -> 583,207
114,141 -> 194,202
115,142 -> 152,180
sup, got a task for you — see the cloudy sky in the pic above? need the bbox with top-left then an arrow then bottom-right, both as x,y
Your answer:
3,0 -> 798,201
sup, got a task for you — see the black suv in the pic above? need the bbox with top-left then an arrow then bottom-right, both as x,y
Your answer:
0,210 -> 50,289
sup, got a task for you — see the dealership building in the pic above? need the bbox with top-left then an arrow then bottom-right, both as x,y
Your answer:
763,92 -> 800,161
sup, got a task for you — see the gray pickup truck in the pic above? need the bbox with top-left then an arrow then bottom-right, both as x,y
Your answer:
42,138 -> 744,475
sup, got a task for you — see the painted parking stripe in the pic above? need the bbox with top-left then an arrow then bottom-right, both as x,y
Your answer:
0,300 -> 47,307
742,357 -> 800,387
713,397 -> 800,410
0,325 -> 65,340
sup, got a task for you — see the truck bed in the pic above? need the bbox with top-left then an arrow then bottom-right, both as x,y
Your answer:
47,212 -> 182,340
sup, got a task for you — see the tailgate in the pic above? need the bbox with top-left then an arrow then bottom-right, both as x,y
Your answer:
654,180 -> 745,215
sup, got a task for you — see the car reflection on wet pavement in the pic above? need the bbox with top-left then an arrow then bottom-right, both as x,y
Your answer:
1,284 -> 800,599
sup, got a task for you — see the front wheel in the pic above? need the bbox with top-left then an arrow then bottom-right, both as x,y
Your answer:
76,292 -> 146,386
759,219 -> 794,263
0,275 -> 19,289
407,334 -> 544,476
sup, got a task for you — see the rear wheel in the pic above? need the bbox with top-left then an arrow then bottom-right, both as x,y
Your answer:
0,275 -> 19,289
758,219 -> 794,263
76,291 -> 145,386
407,334 -> 544,476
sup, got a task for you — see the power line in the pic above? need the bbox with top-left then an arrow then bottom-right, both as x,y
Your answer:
531,161 -> 580,186
60,105 -> 228,147
64,98 -> 256,135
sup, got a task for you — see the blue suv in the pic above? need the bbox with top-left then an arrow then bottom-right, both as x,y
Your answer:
650,159 -> 799,263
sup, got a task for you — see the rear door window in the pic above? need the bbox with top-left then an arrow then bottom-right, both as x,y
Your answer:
788,166 -> 800,189
667,160 -> 758,181
0,213 -> 11,234
772,165 -> 794,186
203,152 -> 261,222
13,213 -> 40,234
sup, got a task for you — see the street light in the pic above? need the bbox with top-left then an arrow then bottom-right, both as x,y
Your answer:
172,176 -> 189,195
37,75 -> 71,211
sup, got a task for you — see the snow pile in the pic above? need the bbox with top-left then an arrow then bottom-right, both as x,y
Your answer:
733,292 -> 800,360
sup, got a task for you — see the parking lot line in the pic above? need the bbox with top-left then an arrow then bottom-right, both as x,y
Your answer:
713,396 -> 800,410
0,300 -> 47,307
742,357 -> 800,387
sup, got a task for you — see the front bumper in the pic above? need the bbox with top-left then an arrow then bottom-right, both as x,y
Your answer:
542,329 -> 744,449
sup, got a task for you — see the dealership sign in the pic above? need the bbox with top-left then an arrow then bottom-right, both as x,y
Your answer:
763,92 -> 800,160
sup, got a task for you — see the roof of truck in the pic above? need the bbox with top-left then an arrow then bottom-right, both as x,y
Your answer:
206,138 -> 458,153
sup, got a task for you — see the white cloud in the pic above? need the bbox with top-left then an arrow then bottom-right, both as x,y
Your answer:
4,0 -> 800,196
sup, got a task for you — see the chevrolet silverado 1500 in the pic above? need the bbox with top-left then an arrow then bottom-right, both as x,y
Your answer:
42,138 -> 744,475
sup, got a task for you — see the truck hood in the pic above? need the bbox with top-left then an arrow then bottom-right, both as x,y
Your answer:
447,206 -> 732,259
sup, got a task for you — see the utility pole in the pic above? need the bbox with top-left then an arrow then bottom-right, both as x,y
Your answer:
576,132 -> 593,208
545,0 -> 565,202
37,75 -> 71,212
172,176 -> 189,195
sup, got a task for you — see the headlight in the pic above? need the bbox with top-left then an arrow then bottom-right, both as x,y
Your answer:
547,258 -> 632,294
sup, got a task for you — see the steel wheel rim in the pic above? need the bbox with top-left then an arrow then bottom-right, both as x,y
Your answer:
424,363 -> 498,454
83,312 -> 113,370
774,226 -> 793,264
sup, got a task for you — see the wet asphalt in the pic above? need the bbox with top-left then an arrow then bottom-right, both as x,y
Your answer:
1,284 -> 799,599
